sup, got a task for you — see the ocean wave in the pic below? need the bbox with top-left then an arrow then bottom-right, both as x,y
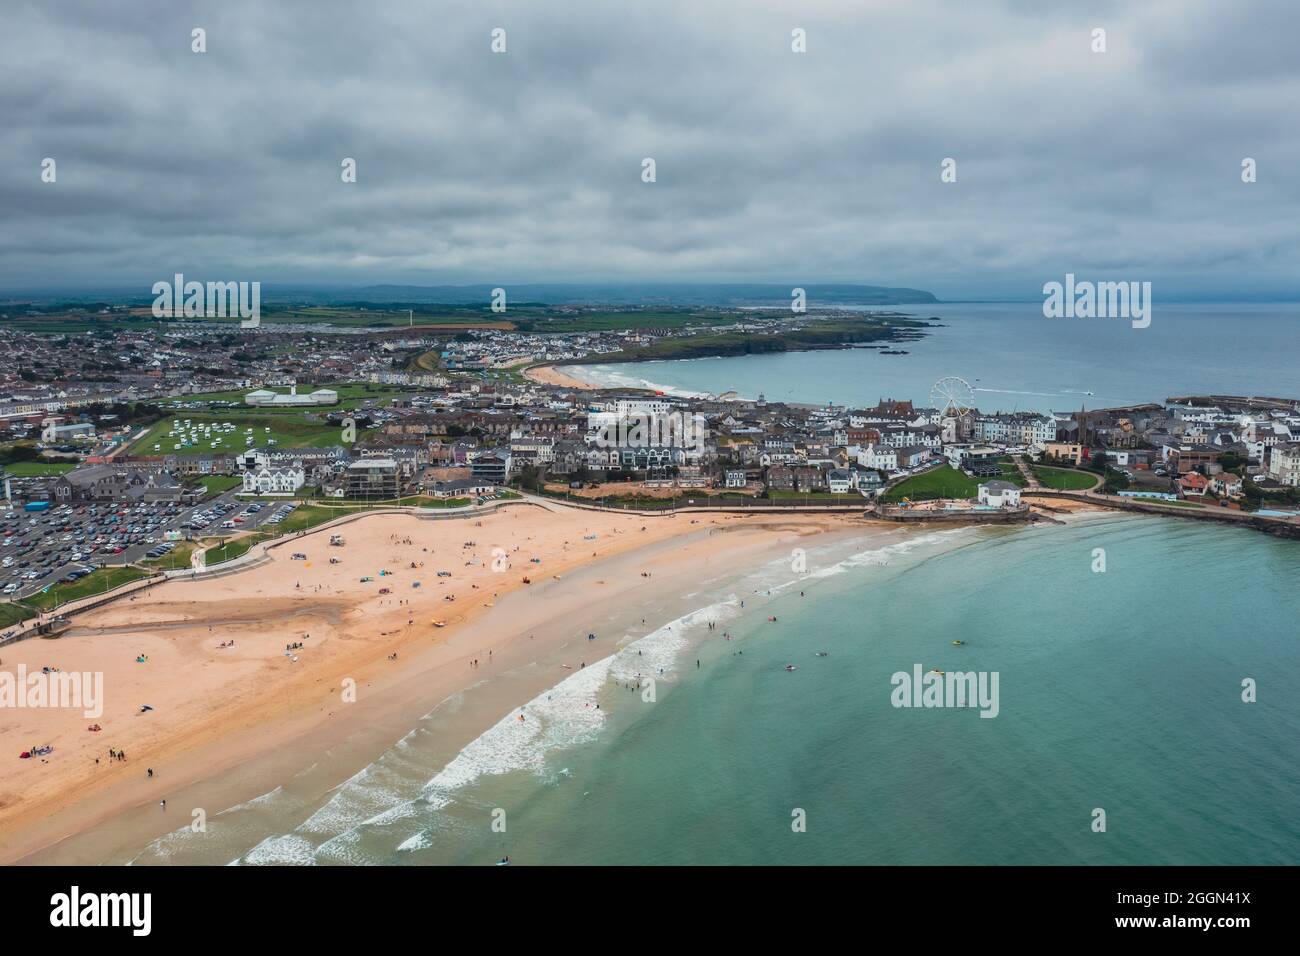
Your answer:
227,597 -> 739,863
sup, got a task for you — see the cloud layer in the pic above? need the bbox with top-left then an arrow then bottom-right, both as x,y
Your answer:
2,0 -> 1297,299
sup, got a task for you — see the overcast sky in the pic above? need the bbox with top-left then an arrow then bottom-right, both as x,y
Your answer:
2,0 -> 1297,300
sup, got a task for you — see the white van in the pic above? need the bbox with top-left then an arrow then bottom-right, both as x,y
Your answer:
221,520 -> 236,530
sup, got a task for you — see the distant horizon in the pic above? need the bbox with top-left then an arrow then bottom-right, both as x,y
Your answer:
2,281 -> 1299,307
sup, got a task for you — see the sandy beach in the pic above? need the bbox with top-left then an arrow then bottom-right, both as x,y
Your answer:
522,363 -> 597,390
0,501 -> 868,863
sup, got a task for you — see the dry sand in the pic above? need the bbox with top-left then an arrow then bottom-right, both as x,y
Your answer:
522,364 -> 597,389
0,501 -> 867,863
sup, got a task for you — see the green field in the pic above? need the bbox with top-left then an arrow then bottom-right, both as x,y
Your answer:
20,566 -> 150,611
1031,465 -> 1100,490
129,412 -> 364,455
272,504 -> 370,533
882,466 -> 982,502
512,310 -> 738,333
0,602 -> 37,629
766,490 -> 861,500
206,306 -> 509,329
203,533 -> 272,566
197,475 -> 243,495
1,461 -> 77,477
596,315 -> 931,363
141,541 -> 201,571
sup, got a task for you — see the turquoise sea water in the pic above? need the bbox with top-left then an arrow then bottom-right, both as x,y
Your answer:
570,302 -> 1300,412
129,514 -> 1300,865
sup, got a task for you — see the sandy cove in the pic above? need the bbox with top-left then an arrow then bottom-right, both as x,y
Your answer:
522,363 -> 597,389
1,502 -> 869,863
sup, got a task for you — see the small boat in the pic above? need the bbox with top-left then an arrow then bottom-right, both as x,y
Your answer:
951,640 -> 965,646
433,621 -> 446,628
814,651 -> 829,657
930,669 -> 945,675
784,664 -> 797,672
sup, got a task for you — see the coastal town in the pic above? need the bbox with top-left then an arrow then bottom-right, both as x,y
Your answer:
6,0 -> 1297,903
2,317 -> 1298,618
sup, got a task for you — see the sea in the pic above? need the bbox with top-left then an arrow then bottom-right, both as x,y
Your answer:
565,301 -> 1300,412
123,513 -> 1300,866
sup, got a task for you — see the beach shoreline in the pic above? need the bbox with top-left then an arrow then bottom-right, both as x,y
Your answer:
521,363 -> 598,390
2,503 -> 875,864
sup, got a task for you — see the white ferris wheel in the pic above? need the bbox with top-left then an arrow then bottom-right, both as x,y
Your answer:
930,376 -> 975,419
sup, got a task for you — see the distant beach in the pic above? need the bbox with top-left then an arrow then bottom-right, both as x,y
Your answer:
522,364 -> 598,390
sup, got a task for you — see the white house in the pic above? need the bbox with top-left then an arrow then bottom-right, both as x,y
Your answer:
977,480 -> 1022,508
1268,444 -> 1300,487
241,464 -> 306,495
857,443 -> 899,471
827,468 -> 856,494
724,469 -> 747,489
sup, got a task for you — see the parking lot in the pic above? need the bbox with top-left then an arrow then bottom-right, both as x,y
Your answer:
1,493 -> 293,601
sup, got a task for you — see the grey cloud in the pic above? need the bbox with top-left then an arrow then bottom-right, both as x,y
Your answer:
0,0 -> 1296,300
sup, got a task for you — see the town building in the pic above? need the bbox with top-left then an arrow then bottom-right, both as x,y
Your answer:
241,464 -> 306,495
1267,443 -> 1300,486
245,384 -> 339,407
345,457 -> 400,498
977,480 -> 1022,508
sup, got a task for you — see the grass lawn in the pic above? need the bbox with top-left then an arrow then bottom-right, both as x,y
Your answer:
994,458 -> 1029,487
274,505 -> 370,534
20,566 -> 150,611
0,602 -> 37,629
203,533 -> 272,566
197,475 -> 243,496
2,460 -> 77,477
1031,465 -> 1099,490
882,466 -> 980,502
141,541 -> 201,571
129,412 -> 367,455
767,490 -> 862,500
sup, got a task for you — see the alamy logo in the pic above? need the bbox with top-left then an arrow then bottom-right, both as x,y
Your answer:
588,411 -> 706,452
1042,273 -> 1151,328
891,664 -> 1000,718
1,666 -> 102,718
151,273 -> 261,327
50,886 -> 151,936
